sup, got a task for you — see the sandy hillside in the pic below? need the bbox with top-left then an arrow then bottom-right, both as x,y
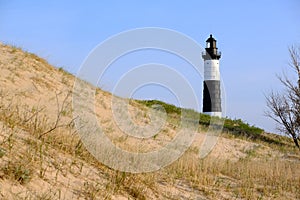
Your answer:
0,43 -> 299,200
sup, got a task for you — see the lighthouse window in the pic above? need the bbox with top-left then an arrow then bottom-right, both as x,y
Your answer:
206,42 -> 210,48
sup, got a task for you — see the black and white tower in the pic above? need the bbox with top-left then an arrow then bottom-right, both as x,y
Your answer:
202,34 -> 222,117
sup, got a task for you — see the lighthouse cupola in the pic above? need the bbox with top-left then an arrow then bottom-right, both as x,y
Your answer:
202,34 -> 221,60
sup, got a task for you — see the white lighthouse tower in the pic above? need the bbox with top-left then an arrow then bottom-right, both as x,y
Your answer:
202,34 -> 222,117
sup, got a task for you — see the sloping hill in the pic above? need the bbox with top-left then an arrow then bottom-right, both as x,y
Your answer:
0,43 -> 299,200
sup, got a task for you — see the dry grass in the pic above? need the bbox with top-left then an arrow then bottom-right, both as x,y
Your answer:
164,150 -> 300,199
0,43 -> 299,199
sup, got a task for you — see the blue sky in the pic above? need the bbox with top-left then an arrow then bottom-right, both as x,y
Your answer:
1,0 -> 300,133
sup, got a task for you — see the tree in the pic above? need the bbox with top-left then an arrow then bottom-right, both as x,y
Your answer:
266,46 -> 300,150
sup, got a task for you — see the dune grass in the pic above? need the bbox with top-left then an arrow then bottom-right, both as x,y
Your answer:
0,91 -> 299,199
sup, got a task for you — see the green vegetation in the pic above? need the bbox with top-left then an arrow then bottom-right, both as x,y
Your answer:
223,118 -> 263,136
136,99 -> 182,115
137,99 -> 264,137
2,162 -> 32,184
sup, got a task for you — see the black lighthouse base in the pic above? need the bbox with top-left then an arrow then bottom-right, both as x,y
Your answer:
203,80 -> 221,113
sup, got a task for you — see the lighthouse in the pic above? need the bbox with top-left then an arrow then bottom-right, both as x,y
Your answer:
202,34 -> 222,117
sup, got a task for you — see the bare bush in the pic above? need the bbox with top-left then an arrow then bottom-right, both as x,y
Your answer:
266,46 -> 300,150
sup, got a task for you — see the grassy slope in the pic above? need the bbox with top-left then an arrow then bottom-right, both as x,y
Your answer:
0,43 -> 299,200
